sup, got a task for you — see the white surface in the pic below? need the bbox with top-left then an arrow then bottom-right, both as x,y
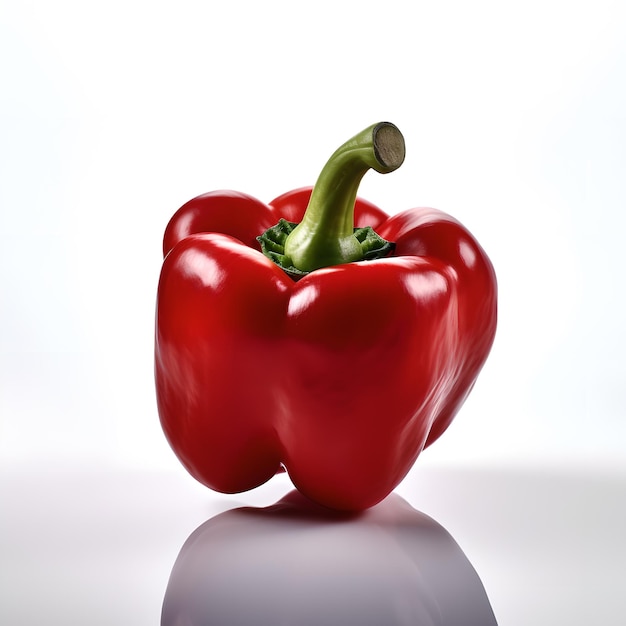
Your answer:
2,462 -> 624,625
2,1 -> 626,624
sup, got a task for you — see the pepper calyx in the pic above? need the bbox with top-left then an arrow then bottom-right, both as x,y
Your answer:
258,218 -> 395,280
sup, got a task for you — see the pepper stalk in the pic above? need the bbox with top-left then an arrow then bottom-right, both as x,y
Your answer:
258,122 -> 405,278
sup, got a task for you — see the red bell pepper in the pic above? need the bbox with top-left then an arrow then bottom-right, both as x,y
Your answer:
155,122 -> 497,511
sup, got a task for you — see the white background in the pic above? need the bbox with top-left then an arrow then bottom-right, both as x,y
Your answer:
1,1 -> 625,624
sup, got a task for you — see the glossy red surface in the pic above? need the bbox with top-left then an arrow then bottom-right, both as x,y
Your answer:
155,188 -> 497,510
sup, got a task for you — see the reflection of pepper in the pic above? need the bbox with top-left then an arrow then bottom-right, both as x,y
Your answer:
162,491 -> 498,625
155,123 -> 497,511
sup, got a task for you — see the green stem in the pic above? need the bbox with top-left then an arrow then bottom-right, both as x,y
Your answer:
283,122 -> 405,272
